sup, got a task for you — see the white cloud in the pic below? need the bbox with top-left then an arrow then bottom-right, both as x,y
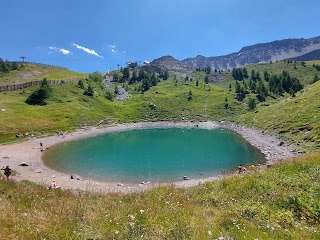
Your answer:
49,46 -> 72,55
60,49 -> 71,55
108,44 -> 117,53
107,44 -> 126,54
72,43 -> 103,58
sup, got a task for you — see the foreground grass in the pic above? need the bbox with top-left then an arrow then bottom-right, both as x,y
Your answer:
0,153 -> 319,239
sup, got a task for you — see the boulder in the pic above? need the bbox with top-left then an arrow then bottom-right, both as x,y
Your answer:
70,174 -> 82,180
19,162 -> 28,166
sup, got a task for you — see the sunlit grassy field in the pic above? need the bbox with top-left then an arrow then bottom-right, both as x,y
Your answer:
0,63 -> 87,85
237,80 -> 320,152
0,152 -> 319,239
0,76 -> 244,143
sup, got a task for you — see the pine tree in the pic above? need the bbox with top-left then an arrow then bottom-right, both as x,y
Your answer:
187,89 -> 192,101
248,98 -> 256,110
205,75 -> 209,84
123,67 -> 130,78
224,97 -> 229,109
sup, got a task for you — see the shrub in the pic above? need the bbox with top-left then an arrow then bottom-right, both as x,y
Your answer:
25,78 -> 53,105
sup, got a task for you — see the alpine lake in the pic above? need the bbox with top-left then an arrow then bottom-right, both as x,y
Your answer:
43,127 -> 265,183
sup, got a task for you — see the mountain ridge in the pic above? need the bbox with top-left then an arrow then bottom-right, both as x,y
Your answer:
151,36 -> 320,70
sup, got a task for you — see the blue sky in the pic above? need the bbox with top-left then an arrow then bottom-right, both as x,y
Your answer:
1,0 -> 319,73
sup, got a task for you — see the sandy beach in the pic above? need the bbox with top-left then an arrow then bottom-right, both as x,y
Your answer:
0,121 -> 298,194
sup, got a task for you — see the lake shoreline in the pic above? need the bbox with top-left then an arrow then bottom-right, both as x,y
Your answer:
0,121 -> 298,194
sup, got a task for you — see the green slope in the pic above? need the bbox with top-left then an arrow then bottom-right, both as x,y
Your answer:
237,80 -> 320,151
0,63 -> 87,86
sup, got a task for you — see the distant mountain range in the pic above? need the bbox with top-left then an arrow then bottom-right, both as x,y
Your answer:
151,36 -> 320,70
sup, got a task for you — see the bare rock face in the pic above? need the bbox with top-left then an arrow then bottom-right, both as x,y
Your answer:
151,36 -> 320,71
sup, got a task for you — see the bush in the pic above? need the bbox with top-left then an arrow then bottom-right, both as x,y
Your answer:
25,78 -> 52,105
248,97 -> 256,110
83,84 -> 94,96
105,90 -> 114,101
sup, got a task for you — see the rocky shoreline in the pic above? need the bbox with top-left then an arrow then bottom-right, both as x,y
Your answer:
0,121 -> 298,194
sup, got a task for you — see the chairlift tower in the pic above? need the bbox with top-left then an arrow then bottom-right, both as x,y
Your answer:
20,56 -> 26,63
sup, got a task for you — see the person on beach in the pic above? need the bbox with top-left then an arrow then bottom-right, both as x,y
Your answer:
40,142 -> 43,151
50,180 -> 60,189
1,166 -> 12,180
238,165 -> 247,174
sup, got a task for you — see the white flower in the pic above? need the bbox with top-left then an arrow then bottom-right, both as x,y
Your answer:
114,230 -> 119,234
128,214 -> 135,221
140,209 -> 145,214
208,230 -> 212,236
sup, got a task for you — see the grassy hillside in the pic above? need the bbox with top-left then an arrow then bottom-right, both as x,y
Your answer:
1,61 -> 320,151
237,80 -> 320,152
242,61 -> 319,86
0,63 -> 87,86
0,74 -> 245,143
1,153 -> 319,239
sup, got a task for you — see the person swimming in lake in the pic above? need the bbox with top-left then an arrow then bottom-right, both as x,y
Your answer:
1,166 -> 12,180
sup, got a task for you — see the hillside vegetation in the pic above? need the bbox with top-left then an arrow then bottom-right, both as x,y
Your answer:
0,63 -> 87,86
1,60 -> 320,151
1,153 -> 319,239
0,60 -> 320,239
237,80 -> 320,152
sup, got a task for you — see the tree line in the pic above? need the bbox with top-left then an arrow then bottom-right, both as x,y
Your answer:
112,66 -> 169,93
232,67 -> 303,103
0,58 -> 20,73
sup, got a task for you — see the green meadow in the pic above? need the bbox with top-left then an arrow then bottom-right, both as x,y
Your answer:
0,63 -> 87,85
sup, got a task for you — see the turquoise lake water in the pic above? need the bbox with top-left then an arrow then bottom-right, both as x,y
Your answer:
43,128 -> 265,183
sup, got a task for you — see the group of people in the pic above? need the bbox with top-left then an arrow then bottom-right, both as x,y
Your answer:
238,165 -> 247,173
238,164 -> 256,173
1,165 -> 61,189
16,132 -> 35,139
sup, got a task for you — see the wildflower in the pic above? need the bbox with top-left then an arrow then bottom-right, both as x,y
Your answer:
140,209 -> 145,214
208,230 -> 212,236
114,230 -> 119,234
129,222 -> 135,227
128,214 -> 135,221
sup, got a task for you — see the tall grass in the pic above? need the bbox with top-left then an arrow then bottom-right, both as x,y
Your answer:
0,153 -> 319,239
